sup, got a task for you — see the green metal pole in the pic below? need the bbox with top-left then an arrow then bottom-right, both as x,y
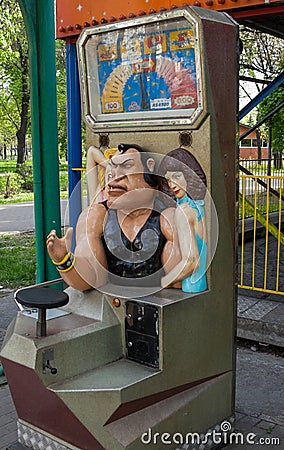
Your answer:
17,0 -> 61,282
35,1 -> 61,281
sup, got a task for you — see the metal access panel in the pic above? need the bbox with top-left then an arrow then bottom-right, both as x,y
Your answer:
125,301 -> 159,368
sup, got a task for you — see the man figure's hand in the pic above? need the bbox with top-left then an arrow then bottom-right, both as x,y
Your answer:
46,228 -> 73,263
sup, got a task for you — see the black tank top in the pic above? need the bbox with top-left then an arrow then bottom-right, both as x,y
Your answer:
101,199 -> 166,287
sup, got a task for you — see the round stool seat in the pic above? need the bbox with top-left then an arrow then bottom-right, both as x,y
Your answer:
16,287 -> 69,309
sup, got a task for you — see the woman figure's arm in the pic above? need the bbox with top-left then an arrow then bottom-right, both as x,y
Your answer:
86,146 -> 107,203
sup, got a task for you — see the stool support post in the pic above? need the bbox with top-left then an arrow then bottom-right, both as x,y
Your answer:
37,309 -> 47,337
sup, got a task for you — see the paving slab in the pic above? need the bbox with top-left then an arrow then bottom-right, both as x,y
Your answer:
237,297 -> 284,347
0,386 -> 17,450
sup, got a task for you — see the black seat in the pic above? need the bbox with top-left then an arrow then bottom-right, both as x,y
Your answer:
16,287 -> 69,337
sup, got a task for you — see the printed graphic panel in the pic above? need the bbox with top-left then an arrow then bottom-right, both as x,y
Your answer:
77,11 -> 205,129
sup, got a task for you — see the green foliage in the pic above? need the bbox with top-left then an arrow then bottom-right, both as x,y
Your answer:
0,176 -> 7,194
240,27 -> 284,80
59,171 -> 68,192
239,26 -> 284,149
0,160 -> 17,173
16,162 -> 33,191
59,161 -> 68,171
0,172 -> 23,197
0,232 -> 36,288
0,191 -> 34,204
56,40 -> 67,160
0,162 -> 34,198
7,172 -> 23,195
0,158 -> 69,202
0,0 -> 30,157
258,86 -> 284,155
0,3 -> 69,165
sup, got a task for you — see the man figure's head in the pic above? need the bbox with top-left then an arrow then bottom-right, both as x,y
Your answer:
105,143 -> 157,209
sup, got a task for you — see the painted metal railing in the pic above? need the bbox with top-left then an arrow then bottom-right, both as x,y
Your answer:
239,158 -> 284,179
238,172 -> 284,296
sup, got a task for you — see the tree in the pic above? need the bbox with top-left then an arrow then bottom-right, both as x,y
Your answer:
56,39 -> 68,160
0,0 -> 30,166
0,2 -> 69,166
258,86 -> 284,168
239,26 -> 284,162
240,27 -> 284,100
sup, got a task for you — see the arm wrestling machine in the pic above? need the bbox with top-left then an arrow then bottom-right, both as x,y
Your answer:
1,3 -> 237,450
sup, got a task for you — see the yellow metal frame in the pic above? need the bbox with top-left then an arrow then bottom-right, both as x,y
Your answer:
239,174 -> 284,297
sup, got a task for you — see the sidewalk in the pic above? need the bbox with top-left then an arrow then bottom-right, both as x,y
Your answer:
0,288 -> 283,449
237,291 -> 284,347
0,199 -> 68,233
0,385 -> 17,450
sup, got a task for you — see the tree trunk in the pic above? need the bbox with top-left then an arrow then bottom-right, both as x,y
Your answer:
4,174 -> 11,198
16,128 -> 27,165
256,129 -> 262,164
274,152 -> 282,170
16,50 -> 30,167
272,116 -> 281,170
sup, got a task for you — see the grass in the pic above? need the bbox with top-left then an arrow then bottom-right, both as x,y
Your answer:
0,190 -> 69,204
0,160 -> 73,289
239,192 -> 284,219
0,192 -> 34,204
0,160 -> 19,173
0,172 -> 69,204
0,163 -> 69,288
0,159 -> 69,204
0,231 -> 36,289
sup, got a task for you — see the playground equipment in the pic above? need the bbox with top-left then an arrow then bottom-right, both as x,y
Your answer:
1,3 -> 238,450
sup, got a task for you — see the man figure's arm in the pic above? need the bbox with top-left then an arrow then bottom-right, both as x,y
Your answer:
160,207 -> 182,288
161,204 -> 199,288
46,204 -> 107,291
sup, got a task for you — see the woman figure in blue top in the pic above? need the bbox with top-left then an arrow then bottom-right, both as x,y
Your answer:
158,147 -> 207,293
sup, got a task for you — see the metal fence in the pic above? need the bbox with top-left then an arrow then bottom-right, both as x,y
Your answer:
238,172 -> 284,297
239,158 -> 284,178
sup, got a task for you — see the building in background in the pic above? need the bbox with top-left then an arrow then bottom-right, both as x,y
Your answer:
239,124 -> 268,160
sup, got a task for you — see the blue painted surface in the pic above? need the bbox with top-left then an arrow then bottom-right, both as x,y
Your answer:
240,71 -> 284,120
66,43 -> 82,247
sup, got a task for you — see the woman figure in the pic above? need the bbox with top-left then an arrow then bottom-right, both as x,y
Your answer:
158,147 -> 207,293
86,146 -> 117,203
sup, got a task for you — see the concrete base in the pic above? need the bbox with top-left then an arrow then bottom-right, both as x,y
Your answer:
1,287 -> 234,450
16,416 -> 235,450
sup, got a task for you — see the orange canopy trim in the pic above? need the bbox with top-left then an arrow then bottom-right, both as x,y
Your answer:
56,0 -> 281,39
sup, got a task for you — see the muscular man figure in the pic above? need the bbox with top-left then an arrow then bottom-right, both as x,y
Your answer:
47,144 -> 181,291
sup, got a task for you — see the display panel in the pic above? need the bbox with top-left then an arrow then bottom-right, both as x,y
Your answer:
77,9 -> 205,130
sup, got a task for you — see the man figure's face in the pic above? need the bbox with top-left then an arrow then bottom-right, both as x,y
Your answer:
105,148 -> 156,210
